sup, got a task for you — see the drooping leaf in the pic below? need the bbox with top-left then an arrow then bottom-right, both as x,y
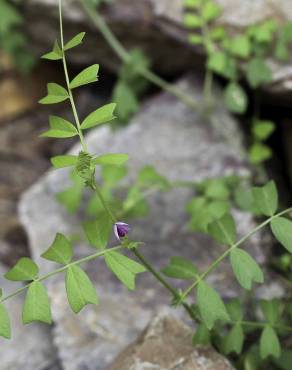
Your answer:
207,213 -> 237,246
226,298 -> 243,321
230,248 -> 264,290
252,181 -> 278,217
39,83 -> 69,104
41,233 -> 73,265
197,281 -> 230,329
69,64 -> 99,89
81,103 -> 116,130
64,32 -> 86,51
271,217 -> 292,253
224,82 -> 248,114
223,324 -> 244,355
51,155 -> 78,169
260,326 -> 281,359
65,265 -> 98,313
42,40 -> 62,60
112,81 -> 139,123
161,256 -> 197,280
41,115 -> 78,138
104,251 -> 146,290
93,153 -> 129,166
0,304 -> 11,339
22,281 -> 52,324
5,257 -> 38,281
83,213 -> 112,249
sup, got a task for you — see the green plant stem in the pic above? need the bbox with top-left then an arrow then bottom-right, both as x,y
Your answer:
59,0 -> 87,152
0,245 -> 123,304
80,0 -> 199,111
180,207 -> 292,301
239,320 -> 292,332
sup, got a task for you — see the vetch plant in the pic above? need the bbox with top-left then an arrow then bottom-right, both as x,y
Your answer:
1,2 -> 292,368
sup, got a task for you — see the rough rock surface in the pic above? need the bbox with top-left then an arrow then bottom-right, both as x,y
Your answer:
22,0 -> 292,92
108,313 -> 234,370
18,76 -> 273,370
0,263 -> 60,370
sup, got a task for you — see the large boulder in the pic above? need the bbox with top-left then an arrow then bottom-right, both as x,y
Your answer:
21,0 -> 292,93
108,312 -> 234,370
19,76 -> 274,370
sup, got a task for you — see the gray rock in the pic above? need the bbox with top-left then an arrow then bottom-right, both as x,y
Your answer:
19,76 -> 270,370
108,312 -> 235,370
0,263 -> 60,370
22,0 -> 292,92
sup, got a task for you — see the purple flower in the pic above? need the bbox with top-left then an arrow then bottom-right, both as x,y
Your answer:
114,222 -> 130,241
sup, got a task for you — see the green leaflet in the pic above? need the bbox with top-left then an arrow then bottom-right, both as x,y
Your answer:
93,153 -> 129,166
64,32 -> 86,50
104,251 -> 146,290
101,165 -> 128,189
260,325 -> 281,359
83,213 -> 112,249
69,64 -> 99,89
249,143 -> 272,164
65,265 -> 98,313
184,13 -> 203,28
22,281 -> 52,325
161,256 -> 197,280
223,324 -> 244,355
201,1 -> 221,22
42,40 -> 62,60
230,35 -> 251,59
81,103 -> 116,130
5,257 -> 38,281
51,155 -> 78,169
226,299 -> 243,321
197,281 -> 230,329
271,217 -> 292,253
0,304 -> 11,339
252,120 -> 275,141
247,58 -> 272,88
252,181 -> 278,217
41,115 -> 78,139
39,83 -> 69,104
260,299 -> 281,325
138,165 -> 170,191
41,233 -> 73,265
224,82 -> 248,114
207,213 -> 237,246
192,323 -> 210,345
230,248 -> 264,290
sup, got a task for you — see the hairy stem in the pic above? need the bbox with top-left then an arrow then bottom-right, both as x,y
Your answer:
180,207 -> 292,301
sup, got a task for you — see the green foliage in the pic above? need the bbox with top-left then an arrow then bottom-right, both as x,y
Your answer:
104,251 -> 146,290
208,213 -> 237,246
161,256 -> 197,280
51,155 -> 78,169
41,233 -> 73,265
5,257 -> 38,281
192,323 -> 210,345
197,281 -> 230,329
81,103 -> 116,129
93,153 -> 129,166
83,213 -> 112,249
252,181 -> 278,217
260,325 -> 281,359
42,41 -> 63,61
223,323 -> 244,355
70,64 -> 99,89
246,58 -> 272,88
224,82 -> 247,114
271,217 -> 292,253
65,265 -> 98,313
230,248 -> 264,290
113,49 -> 150,123
229,35 -> 251,59
0,303 -> 11,339
64,32 -> 86,51
39,83 -> 69,105
0,0 -> 35,73
41,115 -> 78,138
22,282 -> 52,324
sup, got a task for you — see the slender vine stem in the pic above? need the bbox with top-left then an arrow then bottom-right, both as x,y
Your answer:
180,207 -> 292,301
0,245 -> 123,304
80,0 -> 199,112
59,0 -> 87,152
